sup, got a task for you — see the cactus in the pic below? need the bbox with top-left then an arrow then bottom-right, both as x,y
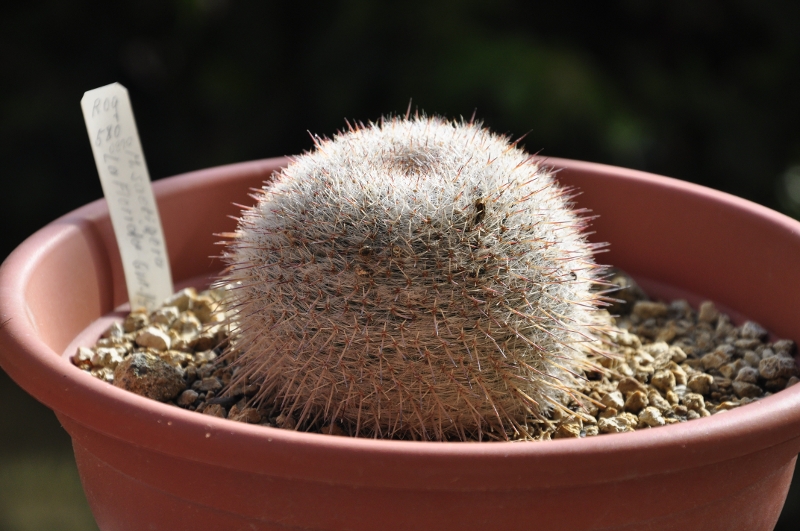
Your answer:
219,116 -> 609,441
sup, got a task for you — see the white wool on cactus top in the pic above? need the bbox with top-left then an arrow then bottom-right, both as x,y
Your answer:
220,116 -> 609,441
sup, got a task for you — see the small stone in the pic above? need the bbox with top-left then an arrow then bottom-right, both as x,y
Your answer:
759,356 -> 797,380
682,393 -> 705,412
686,409 -> 700,420
584,425 -> 599,436
123,310 -> 149,333
698,408 -> 711,417
669,299 -> 692,319
697,301 -> 719,324
184,362 -> 197,381
714,401 -> 740,412
732,380 -> 764,399
618,412 -> 639,428
672,404 -> 689,417
716,314 -> 734,337
163,287 -> 197,312
73,346 -> 94,369
203,404 -> 227,418
687,373 -> 714,395
701,346 -> 733,370
97,347 -> 125,368
213,323 -> 231,343
616,329 -> 642,348
150,306 -> 180,327
196,350 -> 218,364
647,343 -> 673,369
581,401 -> 600,423
190,296 -> 217,324
230,407 -> 262,424
669,346 -> 688,363
634,366 -> 655,383
208,395 -> 239,409
102,321 -> 125,339
599,406 -> 618,419
735,366 -> 760,383
632,301 -> 668,320
617,363 -> 635,378
275,414 -> 297,430
668,362 -> 688,386
647,392 -> 672,414
651,370 -> 676,392
135,326 -> 171,351
656,323 -> 678,344
624,390 -> 649,414
170,336 -> 190,351
772,340 -> 797,356
638,407 -> 666,427
684,357 -> 704,371
719,359 -> 745,380
786,376 -> 800,388
665,389 -> 680,405
170,312 -> 202,336
177,389 -> 199,406
598,416 -> 632,434
635,349 -> 655,365
601,391 -> 625,411
743,350 -> 761,367
713,376 -> 731,390
90,367 -> 115,382
554,422 -> 582,439
617,377 -> 647,396
733,338 -> 762,350
642,341 -> 670,358
760,347 -> 775,358
113,352 -> 185,401
96,335 -> 128,348
213,367 -> 233,385
199,377 -> 223,392
189,333 -> 218,352
739,321 -> 768,340
159,350 -> 191,367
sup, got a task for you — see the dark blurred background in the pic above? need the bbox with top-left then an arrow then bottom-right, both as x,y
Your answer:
2,1 -> 800,529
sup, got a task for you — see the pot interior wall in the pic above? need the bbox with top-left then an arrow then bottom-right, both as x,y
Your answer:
41,157 -> 800,359
555,159 -> 800,340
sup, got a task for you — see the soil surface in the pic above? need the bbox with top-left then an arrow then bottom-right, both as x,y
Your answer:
72,272 -> 799,441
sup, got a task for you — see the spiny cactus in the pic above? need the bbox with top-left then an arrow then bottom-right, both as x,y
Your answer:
219,116 -> 610,441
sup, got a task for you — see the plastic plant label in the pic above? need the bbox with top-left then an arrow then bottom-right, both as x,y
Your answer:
81,83 -> 173,312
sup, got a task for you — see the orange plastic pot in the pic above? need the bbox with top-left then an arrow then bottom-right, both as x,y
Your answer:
1,157 -> 799,531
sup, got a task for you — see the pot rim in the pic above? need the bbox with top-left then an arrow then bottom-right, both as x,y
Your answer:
2,156 -> 800,491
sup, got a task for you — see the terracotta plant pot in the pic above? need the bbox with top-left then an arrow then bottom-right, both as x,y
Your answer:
1,157 -> 799,531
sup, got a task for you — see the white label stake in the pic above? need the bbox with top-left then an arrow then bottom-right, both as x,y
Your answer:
81,83 -> 173,312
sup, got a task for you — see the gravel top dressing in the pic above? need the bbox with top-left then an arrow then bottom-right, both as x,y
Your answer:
71,271 -> 799,442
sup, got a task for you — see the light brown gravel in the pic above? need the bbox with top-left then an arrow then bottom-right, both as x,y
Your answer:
72,274 -> 799,442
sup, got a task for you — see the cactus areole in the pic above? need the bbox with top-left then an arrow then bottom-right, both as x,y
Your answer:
220,117 -> 610,441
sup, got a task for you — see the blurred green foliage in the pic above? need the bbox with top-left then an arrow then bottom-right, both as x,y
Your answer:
1,1 -> 800,529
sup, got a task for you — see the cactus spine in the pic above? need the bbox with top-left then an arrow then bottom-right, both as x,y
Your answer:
220,116 -> 608,441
